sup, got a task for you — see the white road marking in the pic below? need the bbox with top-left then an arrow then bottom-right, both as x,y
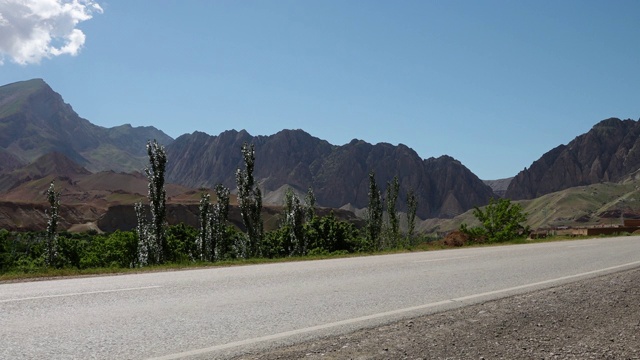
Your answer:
0,285 -> 162,303
414,256 -> 472,263
145,259 -> 640,360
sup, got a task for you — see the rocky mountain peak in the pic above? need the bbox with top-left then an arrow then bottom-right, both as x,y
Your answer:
166,130 -> 495,219
506,118 -> 640,200
0,78 -> 497,220
0,78 -> 172,173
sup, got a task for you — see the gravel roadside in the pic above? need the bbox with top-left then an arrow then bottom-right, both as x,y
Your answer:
235,266 -> 640,360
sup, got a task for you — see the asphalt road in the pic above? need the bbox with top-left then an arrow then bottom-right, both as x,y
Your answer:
2,236 -> 640,359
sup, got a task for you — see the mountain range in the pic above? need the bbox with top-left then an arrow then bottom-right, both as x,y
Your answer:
164,130 -> 495,219
0,78 -> 639,232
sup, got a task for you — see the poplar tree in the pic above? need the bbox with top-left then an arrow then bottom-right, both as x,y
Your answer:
236,142 -> 263,258
146,139 -> 168,263
366,172 -> 383,251
385,176 -> 400,248
304,186 -> 316,222
45,181 -> 60,267
210,184 -> 230,261
135,202 -> 150,266
136,139 -> 168,265
406,189 -> 418,245
283,188 -> 306,256
198,193 -> 211,261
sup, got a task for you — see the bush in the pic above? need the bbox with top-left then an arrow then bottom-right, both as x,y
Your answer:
306,212 -> 360,254
461,198 -> 529,243
78,231 -> 138,269
0,232 -> 45,271
166,224 -> 198,263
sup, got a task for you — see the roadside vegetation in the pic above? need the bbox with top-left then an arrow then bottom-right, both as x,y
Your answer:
459,198 -> 530,244
3,140 -> 625,281
0,140 -> 427,280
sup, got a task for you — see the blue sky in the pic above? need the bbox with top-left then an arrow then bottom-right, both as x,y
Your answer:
1,1 -> 639,180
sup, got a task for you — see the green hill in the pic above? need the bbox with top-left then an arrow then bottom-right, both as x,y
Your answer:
422,178 -> 640,235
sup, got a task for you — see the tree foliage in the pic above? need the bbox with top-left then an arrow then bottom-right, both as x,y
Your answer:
197,184 -> 231,262
236,142 -> 263,258
384,175 -> 400,248
263,210 -> 361,258
45,181 -> 60,267
1,141 -> 437,274
365,172 -> 383,251
461,198 -> 529,243
282,188 -> 306,256
197,192 -> 211,261
304,186 -> 316,223
405,189 -> 418,245
136,139 -> 168,266
210,184 -> 231,261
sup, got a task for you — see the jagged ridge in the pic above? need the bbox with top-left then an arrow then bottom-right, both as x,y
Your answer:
165,130 -> 496,219
506,118 -> 640,199
0,79 -> 173,173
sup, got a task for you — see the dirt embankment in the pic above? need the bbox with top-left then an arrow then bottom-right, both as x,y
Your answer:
237,267 -> 640,359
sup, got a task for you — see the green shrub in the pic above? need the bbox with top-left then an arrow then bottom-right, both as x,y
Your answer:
166,224 -> 198,263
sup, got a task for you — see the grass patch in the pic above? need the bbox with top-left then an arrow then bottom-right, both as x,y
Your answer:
0,234 -> 625,283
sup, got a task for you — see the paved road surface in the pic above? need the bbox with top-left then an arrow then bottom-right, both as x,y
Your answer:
2,236 -> 639,359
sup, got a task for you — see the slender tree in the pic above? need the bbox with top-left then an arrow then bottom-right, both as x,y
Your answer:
135,202 -> 150,266
283,188 -> 306,256
146,139 -> 168,263
198,192 -> 211,261
210,184 -> 230,261
136,139 -> 168,266
45,181 -> 60,267
406,189 -> 418,245
366,172 -> 383,251
236,142 -> 263,258
304,186 -> 316,223
385,175 -> 400,248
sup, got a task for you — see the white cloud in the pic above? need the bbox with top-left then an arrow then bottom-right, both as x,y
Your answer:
0,0 -> 102,65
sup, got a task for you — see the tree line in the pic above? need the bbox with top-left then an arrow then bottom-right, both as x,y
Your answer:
1,140 -> 428,272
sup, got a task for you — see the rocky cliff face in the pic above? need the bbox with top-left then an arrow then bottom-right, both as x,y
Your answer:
0,79 -> 497,220
506,118 -> 640,199
0,79 -> 172,173
166,130 -> 496,219
423,155 -> 496,218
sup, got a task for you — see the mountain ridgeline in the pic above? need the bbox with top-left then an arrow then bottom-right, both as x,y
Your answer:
6,78 -> 640,225
0,79 -> 173,173
165,130 -> 496,219
506,118 -> 640,199
0,79 -> 497,220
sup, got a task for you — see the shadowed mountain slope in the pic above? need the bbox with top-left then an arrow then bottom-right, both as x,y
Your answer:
166,130 -> 496,219
506,118 -> 640,200
0,79 -> 172,173
0,79 -> 496,220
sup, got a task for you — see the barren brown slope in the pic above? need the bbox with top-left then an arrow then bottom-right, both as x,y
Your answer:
0,151 -> 363,233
